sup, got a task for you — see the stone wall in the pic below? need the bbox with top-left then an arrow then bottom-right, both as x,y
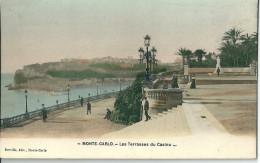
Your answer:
189,67 -> 251,74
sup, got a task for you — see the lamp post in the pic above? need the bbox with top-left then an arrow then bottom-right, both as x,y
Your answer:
119,79 -> 122,91
144,35 -> 151,77
138,35 -> 158,81
151,46 -> 157,71
97,82 -> 99,95
67,84 -> 70,102
24,90 -> 28,114
138,48 -> 144,64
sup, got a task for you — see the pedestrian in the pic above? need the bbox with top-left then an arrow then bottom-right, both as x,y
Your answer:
217,67 -> 220,77
41,104 -> 48,122
104,108 -> 111,120
144,97 -> 151,121
190,74 -> 196,89
80,97 -> 83,107
87,100 -> 91,115
172,75 -> 179,88
140,97 -> 144,121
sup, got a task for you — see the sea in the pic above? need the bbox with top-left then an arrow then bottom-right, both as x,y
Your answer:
1,73 -> 132,119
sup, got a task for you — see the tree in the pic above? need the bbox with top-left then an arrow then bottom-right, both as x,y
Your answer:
251,32 -> 258,62
221,27 -> 243,67
240,32 -> 258,66
194,49 -> 206,65
219,28 -> 257,67
219,41 -> 236,67
111,73 -> 143,125
177,48 -> 192,68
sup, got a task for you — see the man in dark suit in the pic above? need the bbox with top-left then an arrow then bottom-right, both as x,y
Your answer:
144,97 -> 151,121
87,101 -> 91,115
217,67 -> 220,77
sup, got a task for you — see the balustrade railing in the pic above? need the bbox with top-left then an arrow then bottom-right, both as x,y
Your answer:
0,91 -> 119,128
145,88 -> 183,110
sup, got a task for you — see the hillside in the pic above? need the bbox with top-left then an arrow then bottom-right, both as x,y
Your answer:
11,61 -> 173,91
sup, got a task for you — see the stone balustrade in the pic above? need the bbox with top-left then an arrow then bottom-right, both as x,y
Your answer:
143,88 -> 183,114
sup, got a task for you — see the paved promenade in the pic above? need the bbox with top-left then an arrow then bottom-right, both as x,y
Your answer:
0,98 -> 126,138
103,83 -> 256,138
101,83 -> 256,158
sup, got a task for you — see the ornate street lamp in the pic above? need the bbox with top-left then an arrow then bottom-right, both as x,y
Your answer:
151,46 -> 157,71
119,79 -> 122,91
144,35 -> 151,80
24,90 -> 28,114
144,35 -> 151,47
138,35 -> 158,81
97,82 -> 99,95
67,84 -> 70,102
138,47 -> 144,64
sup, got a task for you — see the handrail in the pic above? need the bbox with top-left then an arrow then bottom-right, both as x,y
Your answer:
0,91 -> 119,128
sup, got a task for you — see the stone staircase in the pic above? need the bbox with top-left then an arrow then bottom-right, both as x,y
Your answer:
102,105 -> 192,138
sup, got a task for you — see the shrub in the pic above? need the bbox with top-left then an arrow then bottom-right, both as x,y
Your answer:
110,73 -> 143,125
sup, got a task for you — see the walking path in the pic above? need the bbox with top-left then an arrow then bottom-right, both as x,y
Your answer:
101,83 -> 256,158
0,98 -> 126,138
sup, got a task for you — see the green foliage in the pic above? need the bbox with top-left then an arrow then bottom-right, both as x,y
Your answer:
177,28 -> 257,68
89,63 -> 122,71
131,64 -> 146,71
177,48 -> 192,67
46,70 -> 114,79
153,67 -> 167,74
14,73 -> 27,84
89,63 -> 146,71
190,59 -> 216,68
219,28 -> 257,67
110,73 -> 143,125
194,49 -> 206,63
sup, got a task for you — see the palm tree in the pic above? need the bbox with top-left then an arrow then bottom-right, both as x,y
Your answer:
250,32 -> 258,62
223,27 -> 243,45
240,32 -> 258,66
194,49 -> 206,64
185,49 -> 192,67
219,41 -> 236,66
177,48 -> 192,68
177,48 -> 187,69
222,27 -> 243,67
240,33 -> 252,66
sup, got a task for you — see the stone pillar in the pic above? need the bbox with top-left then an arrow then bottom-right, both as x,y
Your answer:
166,88 -> 183,108
184,65 -> 188,76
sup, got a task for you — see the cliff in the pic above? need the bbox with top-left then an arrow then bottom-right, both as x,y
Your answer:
11,62 -> 142,91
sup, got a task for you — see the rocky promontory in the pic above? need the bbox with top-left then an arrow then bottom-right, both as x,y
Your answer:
11,61 -> 143,91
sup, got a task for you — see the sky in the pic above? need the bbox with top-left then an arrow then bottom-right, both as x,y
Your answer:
2,0 -> 258,73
